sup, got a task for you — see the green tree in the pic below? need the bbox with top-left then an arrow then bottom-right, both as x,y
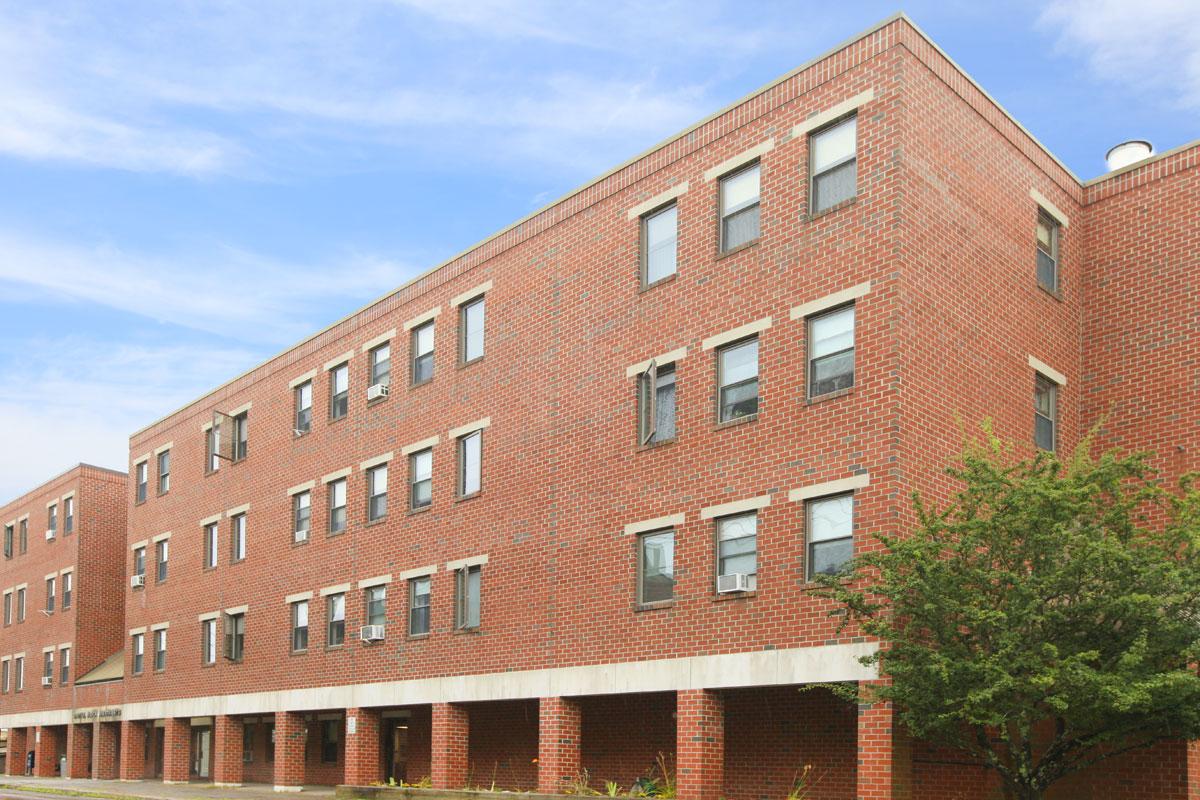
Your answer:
821,432 -> 1200,800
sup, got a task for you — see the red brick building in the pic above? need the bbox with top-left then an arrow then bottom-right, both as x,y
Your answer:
0,12 -> 1197,800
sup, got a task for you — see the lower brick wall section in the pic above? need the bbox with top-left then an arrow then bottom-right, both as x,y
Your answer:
466,700 -> 539,791
7,728 -> 27,776
579,692 -> 676,791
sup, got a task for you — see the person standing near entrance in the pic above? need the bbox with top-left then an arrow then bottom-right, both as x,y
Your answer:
25,749 -> 33,776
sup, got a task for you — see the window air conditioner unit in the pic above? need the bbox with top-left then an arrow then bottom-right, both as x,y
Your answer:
366,383 -> 390,401
294,529 -> 309,544
41,677 -> 51,687
716,573 -> 752,594
45,530 -> 55,541
359,625 -> 385,643
130,574 -> 146,588
293,428 -> 308,438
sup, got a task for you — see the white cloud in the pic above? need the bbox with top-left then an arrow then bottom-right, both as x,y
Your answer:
1041,0 -> 1200,111
0,231 -> 418,345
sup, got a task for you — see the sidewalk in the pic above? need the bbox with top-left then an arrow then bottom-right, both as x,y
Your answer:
0,775 -> 338,800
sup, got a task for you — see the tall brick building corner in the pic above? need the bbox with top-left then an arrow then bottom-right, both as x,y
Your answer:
0,12 -> 1197,800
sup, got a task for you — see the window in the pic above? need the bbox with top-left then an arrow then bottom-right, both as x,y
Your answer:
136,462 -> 148,503
62,572 -> 72,609
1036,209 -> 1060,292
365,586 -> 386,627
201,619 -> 217,665
3,524 -> 10,559
717,338 -> 759,422
460,296 -> 485,363
293,492 -> 311,543
1035,374 -> 1057,452
807,494 -> 854,579
638,529 -> 675,604
224,612 -> 245,662
2,660 -> 9,692
329,363 -> 349,420
642,203 -> 678,285
203,523 -> 219,569
156,540 -> 169,582
716,513 -> 758,590
367,465 -> 388,522
231,514 -> 247,562
291,600 -> 309,652
408,577 -> 431,636
232,413 -> 249,461
295,381 -> 313,434
454,566 -> 481,630
48,503 -> 57,536
132,632 -> 145,674
719,163 -> 760,252
154,629 -> 167,671
45,577 -> 55,613
458,431 -> 482,497
369,343 -> 391,387
207,426 -> 221,473
16,587 -> 25,622
808,305 -> 855,397
60,647 -> 69,684
43,651 -> 53,684
411,321 -> 435,385
64,497 -> 74,534
320,719 -> 339,763
810,115 -> 858,214
133,546 -> 146,579
328,479 -> 347,534
637,361 -> 676,445
19,519 -> 27,553
14,656 -> 23,691
3,592 -> 10,625
409,449 -> 432,510
157,450 -> 171,494
326,593 -> 345,647
266,724 -> 275,762
243,724 -> 255,763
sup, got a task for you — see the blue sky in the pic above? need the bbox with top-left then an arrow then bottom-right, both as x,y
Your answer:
0,0 -> 1196,499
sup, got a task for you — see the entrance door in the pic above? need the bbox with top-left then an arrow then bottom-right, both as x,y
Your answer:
191,727 -> 211,779
382,721 -> 408,784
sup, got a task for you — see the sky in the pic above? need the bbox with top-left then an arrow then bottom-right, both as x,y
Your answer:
0,0 -> 1197,500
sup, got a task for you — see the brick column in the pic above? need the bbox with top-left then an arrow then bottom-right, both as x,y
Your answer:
273,711 -> 307,791
213,715 -> 244,787
430,703 -> 469,790
1188,740 -> 1200,800
66,723 -> 92,779
7,727 -> 28,776
537,697 -> 582,793
676,690 -> 723,800
343,708 -> 383,787
95,722 -> 120,780
161,718 -> 190,784
856,682 -> 911,800
34,726 -> 60,777
118,721 -> 146,780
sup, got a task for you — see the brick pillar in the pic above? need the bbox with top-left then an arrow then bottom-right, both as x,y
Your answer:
161,718 -> 190,784
430,703 -> 469,790
856,682 -> 911,800
537,697 -> 582,793
273,711 -> 307,791
119,721 -> 146,780
95,722 -> 120,780
1187,740 -> 1200,800
343,708 -> 383,786
34,726 -> 60,777
676,690 -> 723,800
213,715 -> 244,787
66,723 -> 92,779
7,727 -> 28,776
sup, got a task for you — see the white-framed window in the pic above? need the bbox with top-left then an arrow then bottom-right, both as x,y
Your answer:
409,449 -> 432,510
232,412 -> 249,461
367,465 -> 388,522
156,540 -> 169,582
64,497 -> 74,534
411,321 -> 435,385
408,576 -> 431,636
326,593 -> 345,646
717,337 -> 759,422
716,512 -> 758,590
43,650 -> 53,684
154,629 -> 167,671
135,462 -> 148,503
223,612 -> 245,662
641,203 -> 678,286
637,361 -> 676,445
329,362 -> 350,419
365,585 -> 386,627
231,513 -> 247,562
132,632 -> 145,674
638,529 -> 675,604
157,449 -> 171,494
60,647 -> 70,684
295,381 -> 313,434
293,491 -> 311,542
329,479 -> 347,534
45,576 -> 55,613
369,343 -> 391,388
133,546 -> 146,579
16,587 -> 25,622
207,426 -> 221,473
807,493 -> 854,580
460,296 -> 485,364
719,163 -> 760,252
810,115 -> 857,214
458,431 -> 482,497
454,566 -> 481,630
47,502 -> 57,536
291,600 -> 308,652
201,618 -> 217,665
203,523 -> 219,569
14,656 -> 24,691
1036,209 -> 1060,292
62,572 -> 72,609
1035,374 -> 1057,452
808,305 -> 855,397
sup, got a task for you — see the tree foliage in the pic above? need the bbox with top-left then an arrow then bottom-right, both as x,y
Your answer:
820,430 -> 1200,800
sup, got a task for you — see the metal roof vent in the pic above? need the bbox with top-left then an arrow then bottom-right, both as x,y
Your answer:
1105,140 -> 1154,172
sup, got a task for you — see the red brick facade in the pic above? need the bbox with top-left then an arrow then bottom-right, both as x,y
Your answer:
0,12 -> 1196,800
